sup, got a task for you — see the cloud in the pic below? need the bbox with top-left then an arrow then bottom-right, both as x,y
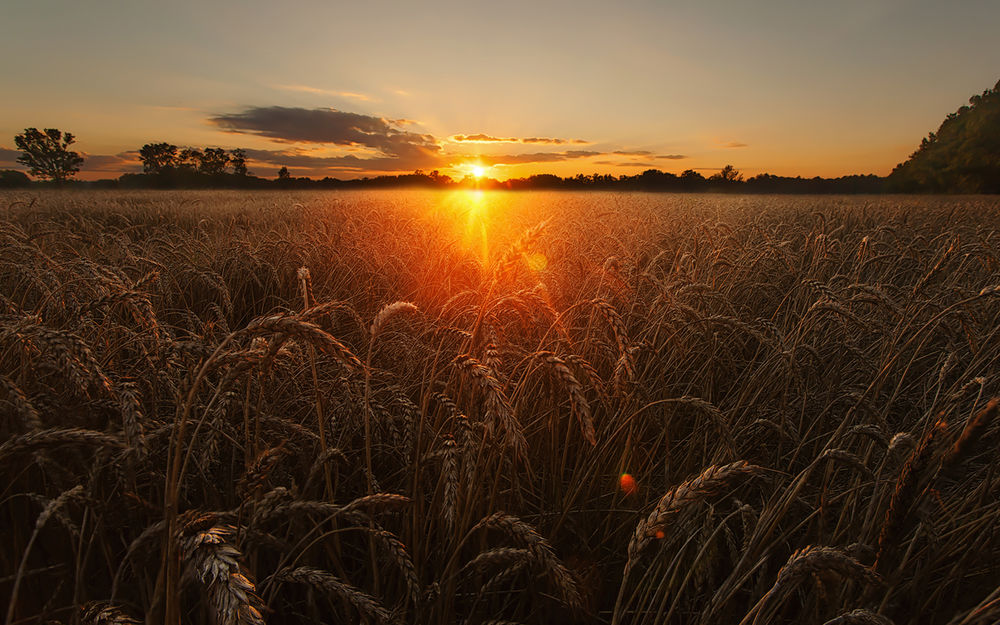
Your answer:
468,150 -> 602,166
451,134 -> 590,145
80,151 -> 141,172
594,160 -> 659,167
273,84 -> 373,101
0,147 -> 20,166
522,137 -> 589,145
212,107 -> 605,175
242,147 -> 442,175
209,106 -> 440,161
724,142 -> 748,148
613,150 -> 653,156
451,134 -> 518,143
656,154 -> 687,160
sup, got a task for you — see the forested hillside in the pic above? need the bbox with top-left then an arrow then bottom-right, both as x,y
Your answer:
889,79 -> 1000,193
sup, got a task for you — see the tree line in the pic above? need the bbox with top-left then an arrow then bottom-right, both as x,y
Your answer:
0,130 -> 886,193
5,74 -> 1000,196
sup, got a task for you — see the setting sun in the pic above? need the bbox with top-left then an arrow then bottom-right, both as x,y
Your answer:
472,165 -> 486,179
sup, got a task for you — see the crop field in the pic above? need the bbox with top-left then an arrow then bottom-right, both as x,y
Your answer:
2,189 -> 1000,625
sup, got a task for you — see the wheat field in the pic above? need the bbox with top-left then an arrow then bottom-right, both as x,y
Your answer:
2,189 -> 1000,625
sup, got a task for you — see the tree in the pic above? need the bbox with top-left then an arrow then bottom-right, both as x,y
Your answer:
177,148 -> 203,172
230,149 -> 249,176
13,128 -> 84,183
277,166 -> 291,180
711,164 -> 744,183
138,142 -> 179,174
888,77 -> 1000,193
199,148 -> 230,175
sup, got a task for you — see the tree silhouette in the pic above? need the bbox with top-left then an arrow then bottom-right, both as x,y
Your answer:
177,148 -> 203,172
13,128 -> 84,183
138,143 -> 179,174
712,164 -> 744,183
230,149 -> 249,176
277,166 -> 291,180
199,148 -> 230,175
0,170 -> 31,188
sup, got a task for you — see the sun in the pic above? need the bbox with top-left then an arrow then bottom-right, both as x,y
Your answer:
472,165 -> 486,179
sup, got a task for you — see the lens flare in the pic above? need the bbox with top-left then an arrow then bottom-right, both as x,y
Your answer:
525,252 -> 547,271
619,473 -> 637,496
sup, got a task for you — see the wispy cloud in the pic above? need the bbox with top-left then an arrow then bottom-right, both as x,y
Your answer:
595,160 -> 658,167
522,137 -> 589,145
451,134 -> 589,145
724,142 -> 748,148
464,150 -> 602,166
0,147 -> 20,165
656,154 -> 687,160
80,151 -> 141,172
242,147 -> 442,175
613,150 -> 653,156
273,84 -> 374,101
451,134 -> 518,143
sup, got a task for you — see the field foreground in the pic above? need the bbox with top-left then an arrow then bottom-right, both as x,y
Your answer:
2,190 -> 1000,625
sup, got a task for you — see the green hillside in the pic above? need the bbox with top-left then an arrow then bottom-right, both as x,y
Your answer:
889,78 -> 1000,193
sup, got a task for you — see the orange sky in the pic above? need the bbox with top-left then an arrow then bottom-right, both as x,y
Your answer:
2,0 -> 999,181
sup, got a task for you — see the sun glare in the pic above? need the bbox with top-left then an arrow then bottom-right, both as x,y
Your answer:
472,165 -> 486,179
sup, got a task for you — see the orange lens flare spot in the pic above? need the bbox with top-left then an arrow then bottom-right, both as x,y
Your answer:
525,252 -> 547,271
619,473 -> 637,496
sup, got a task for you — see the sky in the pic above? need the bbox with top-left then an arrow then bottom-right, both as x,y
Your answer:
2,0 -> 999,181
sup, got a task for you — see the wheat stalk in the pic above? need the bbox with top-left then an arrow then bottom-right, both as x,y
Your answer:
271,566 -> 393,623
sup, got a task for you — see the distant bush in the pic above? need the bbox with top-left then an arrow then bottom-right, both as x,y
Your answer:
0,169 -> 31,188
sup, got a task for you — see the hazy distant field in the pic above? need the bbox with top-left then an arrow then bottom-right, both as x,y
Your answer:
3,189 -> 1000,625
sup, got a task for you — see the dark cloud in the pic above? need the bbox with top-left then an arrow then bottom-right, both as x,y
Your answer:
451,135 -> 590,145
656,154 -> 687,160
81,151 -> 141,172
612,150 -> 653,156
522,137 -> 567,144
209,106 -> 441,161
242,147 -> 442,175
0,147 -> 21,166
594,160 -> 658,167
523,137 -> 590,145
452,134 -> 517,143
725,142 -> 748,148
471,150 -> 602,165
